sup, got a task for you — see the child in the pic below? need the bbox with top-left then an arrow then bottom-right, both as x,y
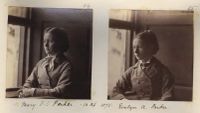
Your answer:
18,27 -> 72,98
111,30 -> 174,100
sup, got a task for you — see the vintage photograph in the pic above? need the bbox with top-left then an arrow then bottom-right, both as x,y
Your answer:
6,7 -> 92,99
108,10 -> 193,101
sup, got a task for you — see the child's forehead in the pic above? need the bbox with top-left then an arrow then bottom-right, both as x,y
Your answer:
44,32 -> 51,37
44,32 -> 54,40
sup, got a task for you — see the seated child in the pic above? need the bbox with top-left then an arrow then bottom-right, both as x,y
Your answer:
111,30 -> 174,100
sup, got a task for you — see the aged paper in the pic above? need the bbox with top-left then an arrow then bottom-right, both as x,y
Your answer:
1,0 -> 200,113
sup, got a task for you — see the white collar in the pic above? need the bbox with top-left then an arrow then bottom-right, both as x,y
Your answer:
139,57 -> 152,64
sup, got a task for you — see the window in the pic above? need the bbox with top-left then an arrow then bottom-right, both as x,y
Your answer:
6,24 -> 25,88
108,28 -> 131,95
6,7 -> 30,88
108,10 -> 133,95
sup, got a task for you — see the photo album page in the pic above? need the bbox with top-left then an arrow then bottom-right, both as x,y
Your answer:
0,0 -> 200,113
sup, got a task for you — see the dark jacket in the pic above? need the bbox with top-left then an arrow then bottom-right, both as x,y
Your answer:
111,57 -> 174,100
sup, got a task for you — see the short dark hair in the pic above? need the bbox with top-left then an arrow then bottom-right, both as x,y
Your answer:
135,30 -> 159,54
44,27 -> 69,53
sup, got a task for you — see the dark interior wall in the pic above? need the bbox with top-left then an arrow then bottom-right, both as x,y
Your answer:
152,26 -> 193,86
29,8 -> 92,99
152,26 -> 193,101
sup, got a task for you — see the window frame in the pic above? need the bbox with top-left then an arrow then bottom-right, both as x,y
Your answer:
7,8 -> 31,87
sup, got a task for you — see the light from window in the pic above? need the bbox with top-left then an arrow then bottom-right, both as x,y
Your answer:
108,28 -> 130,95
6,24 -> 25,88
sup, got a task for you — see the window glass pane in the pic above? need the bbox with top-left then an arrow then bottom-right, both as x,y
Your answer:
6,24 -> 25,88
8,6 -> 27,18
108,28 -> 130,95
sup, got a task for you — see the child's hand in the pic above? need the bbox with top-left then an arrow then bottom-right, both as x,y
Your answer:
18,88 -> 35,98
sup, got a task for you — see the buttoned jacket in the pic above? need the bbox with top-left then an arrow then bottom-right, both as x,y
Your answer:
23,55 -> 72,98
111,57 -> 174,100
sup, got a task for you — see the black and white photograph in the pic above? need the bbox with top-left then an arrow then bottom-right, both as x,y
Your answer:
6,7 -> 93,99
108,10 -> 193,101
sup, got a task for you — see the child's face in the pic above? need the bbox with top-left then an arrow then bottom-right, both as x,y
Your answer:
133,38 -> 154,62
43,33 -> 57,55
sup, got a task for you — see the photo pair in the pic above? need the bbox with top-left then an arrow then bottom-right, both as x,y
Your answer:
6,7 -> 193,101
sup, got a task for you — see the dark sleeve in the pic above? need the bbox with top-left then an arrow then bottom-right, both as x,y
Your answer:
23,64 -> 39,88
34,63 -> 72,98
110,68 -> 132,100
160,67 -> 175,101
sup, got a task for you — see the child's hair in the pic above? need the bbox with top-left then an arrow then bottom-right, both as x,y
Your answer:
135,30 -> 159,54
44,27 -> 69,53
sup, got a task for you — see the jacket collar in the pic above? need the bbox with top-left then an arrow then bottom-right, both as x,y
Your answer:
133,57 -> 160,78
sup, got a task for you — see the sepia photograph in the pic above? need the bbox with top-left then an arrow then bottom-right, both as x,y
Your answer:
1,0 -> 200,113
6,7 -> 93,99
108,10 -> 193,101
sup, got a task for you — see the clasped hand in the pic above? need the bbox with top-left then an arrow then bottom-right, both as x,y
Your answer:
18,88 -> 35,98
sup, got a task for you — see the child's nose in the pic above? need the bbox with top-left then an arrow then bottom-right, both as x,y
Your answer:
134,48 -> 138,53
44,42 -> 48,47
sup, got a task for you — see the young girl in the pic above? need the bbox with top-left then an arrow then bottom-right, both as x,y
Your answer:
19,27 -> 72,98
111,30 -> 174,100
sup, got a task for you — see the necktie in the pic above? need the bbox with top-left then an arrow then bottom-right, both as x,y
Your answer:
140,62 -> 151,69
